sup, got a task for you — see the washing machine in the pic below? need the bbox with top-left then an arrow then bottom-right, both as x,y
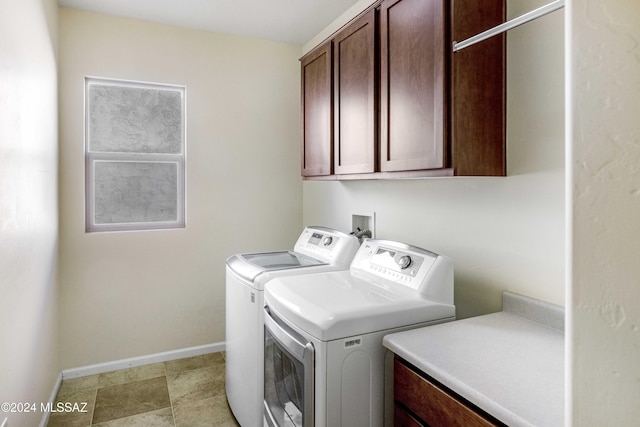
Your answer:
225,226 -> 360,427
263,238 -> 456,427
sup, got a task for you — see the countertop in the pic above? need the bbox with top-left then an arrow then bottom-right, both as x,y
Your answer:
383,291 -> 564,427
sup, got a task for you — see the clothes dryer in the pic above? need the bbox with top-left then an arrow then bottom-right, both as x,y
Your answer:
263,239 -> 455,427
225,226 -> 359,427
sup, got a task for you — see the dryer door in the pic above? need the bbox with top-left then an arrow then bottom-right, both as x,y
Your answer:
264,306 -> 314,427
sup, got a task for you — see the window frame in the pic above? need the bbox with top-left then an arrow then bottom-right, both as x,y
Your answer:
84,77 -> 186,233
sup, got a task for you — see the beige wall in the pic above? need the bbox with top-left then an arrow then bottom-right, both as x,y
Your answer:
302,0 -> 565,319
58,9 -> 302,368
0,0 -> 60,425
569,0 -> 640,424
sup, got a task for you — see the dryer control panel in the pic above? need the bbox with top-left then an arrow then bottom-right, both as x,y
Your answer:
352,239 -> 453,305
370,247 -> 429,281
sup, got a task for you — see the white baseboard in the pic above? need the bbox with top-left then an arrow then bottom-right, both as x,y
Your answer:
39,371 -> 63,427
61,341 -> 225,380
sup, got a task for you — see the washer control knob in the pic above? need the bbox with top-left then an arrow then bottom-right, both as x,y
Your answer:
397,255 -> 412,270
322,236 -> 333,246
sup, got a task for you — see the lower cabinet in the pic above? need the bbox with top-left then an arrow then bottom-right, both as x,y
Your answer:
393,357 -> 505,427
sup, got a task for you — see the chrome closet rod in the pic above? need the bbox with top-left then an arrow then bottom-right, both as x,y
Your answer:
452,0 -> 565,52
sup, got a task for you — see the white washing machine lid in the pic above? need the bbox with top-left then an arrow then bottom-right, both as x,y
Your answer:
226,251 -> 326,282
264,270 -> 455,341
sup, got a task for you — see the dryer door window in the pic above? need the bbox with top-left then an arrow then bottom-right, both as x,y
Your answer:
264,307 -> 314,427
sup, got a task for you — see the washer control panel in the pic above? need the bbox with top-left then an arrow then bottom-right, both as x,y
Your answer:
307,232 -> 337,248
294,226 -> 360,266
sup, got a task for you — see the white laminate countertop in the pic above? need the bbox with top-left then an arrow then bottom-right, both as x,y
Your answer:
383,291 -> 564,427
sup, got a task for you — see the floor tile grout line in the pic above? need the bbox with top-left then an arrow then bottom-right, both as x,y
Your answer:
162,361 -> 178,427
163,362 -> 177,427
164,359 -> 176,427
88,388 -> 97,427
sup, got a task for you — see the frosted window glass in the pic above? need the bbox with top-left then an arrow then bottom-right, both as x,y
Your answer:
88,84 -> 183,154
85,77 -> 185,232
94,162 -> 178,224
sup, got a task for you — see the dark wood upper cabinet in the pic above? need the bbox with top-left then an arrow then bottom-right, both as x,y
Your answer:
301,42 -> 333,177
333,10 -> 377,175
451,0 -> 506,176
301,0 -> 505,179
380,0 -> 447,172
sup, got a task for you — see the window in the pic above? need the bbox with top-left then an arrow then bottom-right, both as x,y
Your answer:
85,77 -> 186,232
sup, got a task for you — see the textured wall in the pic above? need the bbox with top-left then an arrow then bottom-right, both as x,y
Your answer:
0,0 -> 59,425
569,0 -> 640,424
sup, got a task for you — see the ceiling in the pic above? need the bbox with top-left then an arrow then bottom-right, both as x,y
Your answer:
57,0 -> 363,45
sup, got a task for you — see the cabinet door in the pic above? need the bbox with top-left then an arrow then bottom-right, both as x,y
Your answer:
394,359 -> 502,427
380,0 -> 447,172
333,10 -> 376,175
301,42 -> 333,177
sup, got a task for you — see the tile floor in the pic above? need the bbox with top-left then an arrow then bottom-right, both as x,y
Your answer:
47,352 -> 240,427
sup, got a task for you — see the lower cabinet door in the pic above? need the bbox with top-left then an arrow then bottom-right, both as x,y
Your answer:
394,358 -> 504,427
